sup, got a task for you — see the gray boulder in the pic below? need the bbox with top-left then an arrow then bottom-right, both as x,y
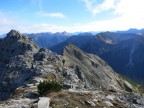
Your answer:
38,97 -> 50,108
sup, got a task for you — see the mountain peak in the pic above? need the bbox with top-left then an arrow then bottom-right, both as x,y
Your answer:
5,29 -> 28,42
64,44 -> 85,61
0,30 -> 39,58
66,44 -> 76,49
7,29 -> 21,37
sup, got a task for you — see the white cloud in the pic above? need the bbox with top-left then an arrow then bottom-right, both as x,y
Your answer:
1,18 -> 144,34
77,0 -> 144,31
36,11 -> 66,19
92,0 -> 117,15
14,19 -> 135,34
17,24 -> 68,33
0,11 -> 67,34
113,0 -> 144,29
83,0 -> 119,15
83,0 -> 95,10
114,0 -> 144,18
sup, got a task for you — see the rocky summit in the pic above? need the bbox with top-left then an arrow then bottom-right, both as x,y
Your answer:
0,30 -> 144,108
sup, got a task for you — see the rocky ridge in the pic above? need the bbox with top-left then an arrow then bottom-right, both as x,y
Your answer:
63,44 -> 134,91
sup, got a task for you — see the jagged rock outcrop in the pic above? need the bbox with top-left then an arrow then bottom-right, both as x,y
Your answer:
0,30 -> 39,100
0,30 -> 66,100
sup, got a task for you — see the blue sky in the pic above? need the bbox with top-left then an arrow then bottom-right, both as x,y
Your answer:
0,0 -> 144,33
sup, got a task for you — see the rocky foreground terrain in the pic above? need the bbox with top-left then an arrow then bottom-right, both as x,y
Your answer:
0,30 -> 144,108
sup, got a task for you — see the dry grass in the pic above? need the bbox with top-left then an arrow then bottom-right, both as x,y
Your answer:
49,90 -> 98,108
48,90 -> 128,108
47,73 -> 57,81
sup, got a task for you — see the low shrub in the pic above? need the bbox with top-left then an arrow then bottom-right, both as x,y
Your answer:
37,80 -> 61,95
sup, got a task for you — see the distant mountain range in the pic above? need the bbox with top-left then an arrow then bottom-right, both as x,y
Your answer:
26,32 -> 72,48
117,28 -> 144,34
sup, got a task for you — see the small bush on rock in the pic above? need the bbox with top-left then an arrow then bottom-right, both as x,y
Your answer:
37,80 -> 61,95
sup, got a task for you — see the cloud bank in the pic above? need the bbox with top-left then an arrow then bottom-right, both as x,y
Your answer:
36,11 -> 66,19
